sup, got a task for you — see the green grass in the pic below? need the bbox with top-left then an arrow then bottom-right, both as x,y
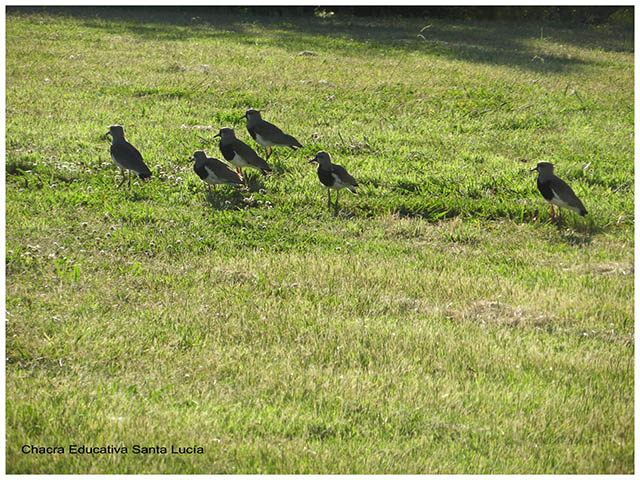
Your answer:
5,7 -> 633,474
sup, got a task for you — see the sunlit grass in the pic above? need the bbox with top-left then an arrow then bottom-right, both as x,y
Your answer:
6,7 -> 633,474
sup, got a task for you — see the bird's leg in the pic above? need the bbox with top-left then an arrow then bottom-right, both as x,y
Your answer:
128,170 -> 132,189
327,188 -> 332,211
550,205 -> 555,222
334,189 -> 340,215
117,168 -> 126,188
264,147 -> 270,160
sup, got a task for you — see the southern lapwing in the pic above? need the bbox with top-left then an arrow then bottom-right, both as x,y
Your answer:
214,127 -> 272,179
531,161 -> 587,221
309,151 -> 358,214
241,109 -> 303,159
191,150 -> 243,193
106,125 -> 151,188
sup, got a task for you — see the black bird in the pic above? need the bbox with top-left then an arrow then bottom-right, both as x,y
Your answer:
531,161 -> 587,221
106,125 -> 151,188
241,109 -> 303,159
190,150 -> 243,193
309,151 -> 358,214
213,127 -> 272,179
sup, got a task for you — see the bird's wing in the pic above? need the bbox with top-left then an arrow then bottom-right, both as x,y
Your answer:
550,176 -> 586,212
232,139 -> 271,171
332,164 -> 358,187
256,120 -> 302,147
204,157 -> 243,183
111,142 -> 150,175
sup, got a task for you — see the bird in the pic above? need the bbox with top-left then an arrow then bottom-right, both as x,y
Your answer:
106,125 -> 151,188
190,150 -> 243,193
241,109 -> 303,159
309,151 -> 358,214
213,127 -> 272,179
531,161 -> 587,221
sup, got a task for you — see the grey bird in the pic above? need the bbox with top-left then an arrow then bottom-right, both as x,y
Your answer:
309,151 -> 358,214
241,109 -> 303,159
106,125 -> 152,188
190,150 -> 243,193
531,161 -> 587,221
213,127 -> 272,179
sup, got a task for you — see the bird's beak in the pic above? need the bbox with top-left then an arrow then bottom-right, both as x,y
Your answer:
240,114 -> 247,119
213,133 -> 221,138
308,157 -> 317,164
105,131 -> 111,136
530,166 -> 538,172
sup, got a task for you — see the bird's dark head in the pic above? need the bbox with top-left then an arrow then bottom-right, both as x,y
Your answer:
243,109 -> 261,120
107,125 -> 124,137
309,151 -> 331,166
192,150 -> 207,162
214,127 -> 235,140
531,161 -> 554,174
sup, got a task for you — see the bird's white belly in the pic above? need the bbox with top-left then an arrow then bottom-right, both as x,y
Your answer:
203,166 -> 221,185
256,133 -> 280,147
111,154 -> 126,170
255,133 -> 277,147
331,174 -> 350,190
549,189 -> 580,212
229,153 -> 250,168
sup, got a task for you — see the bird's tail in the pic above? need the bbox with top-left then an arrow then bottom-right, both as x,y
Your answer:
284,134 -> 303,149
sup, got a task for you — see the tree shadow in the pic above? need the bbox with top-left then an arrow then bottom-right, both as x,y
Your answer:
7,6 -> 633,75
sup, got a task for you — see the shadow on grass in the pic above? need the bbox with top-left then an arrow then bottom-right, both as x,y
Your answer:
196,181 -> 272,210
200,185 -> 246,209
125,186 -> 154,202
554,214 -> 600,236
267,152 -> 302,175
8,6 -> 633,74
550,221 -> 597,246
242,171 -> 268,191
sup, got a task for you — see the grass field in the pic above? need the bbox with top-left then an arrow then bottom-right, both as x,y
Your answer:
5,7 -> 634,474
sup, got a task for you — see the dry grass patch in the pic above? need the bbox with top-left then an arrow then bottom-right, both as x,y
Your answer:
447,300 -> 556,328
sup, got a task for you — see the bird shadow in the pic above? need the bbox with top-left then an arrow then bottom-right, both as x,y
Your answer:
201,186 -> 247,209
124,187 -> 152,201
553,225 -> 595,246
242,172 -> 269,191
534,214 -> 599,246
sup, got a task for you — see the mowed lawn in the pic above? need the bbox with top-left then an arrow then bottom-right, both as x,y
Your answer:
5,7 -> 633,474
